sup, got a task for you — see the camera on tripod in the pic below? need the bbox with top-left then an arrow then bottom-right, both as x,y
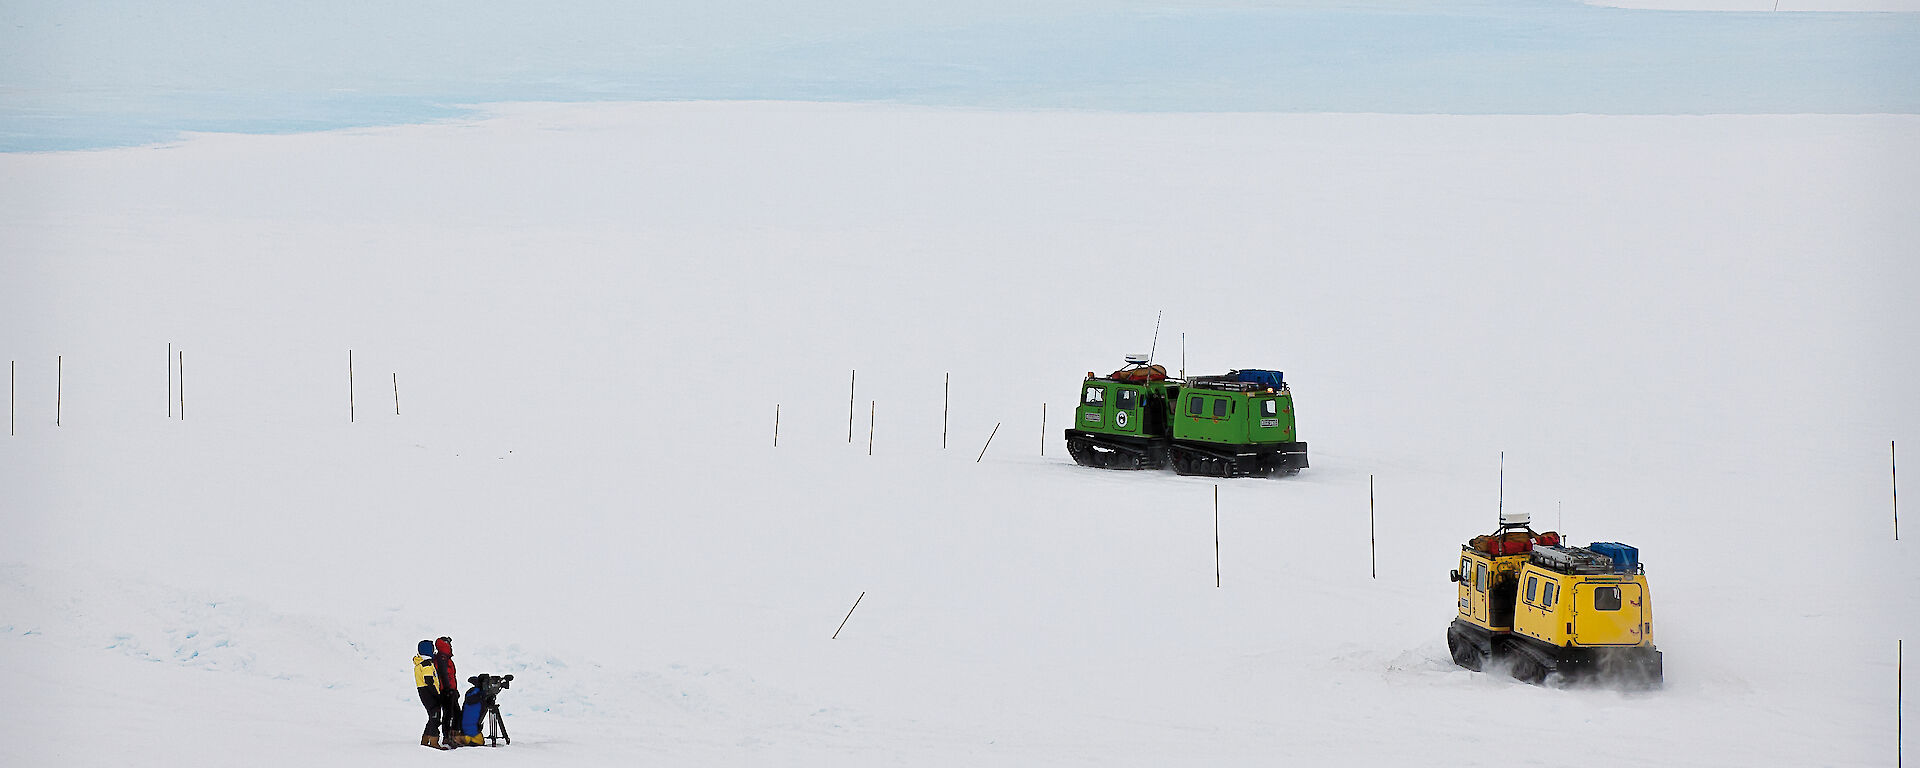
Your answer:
460,674 -> 515,746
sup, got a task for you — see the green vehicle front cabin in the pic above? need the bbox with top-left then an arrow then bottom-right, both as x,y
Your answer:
1064,359 -> 1308,477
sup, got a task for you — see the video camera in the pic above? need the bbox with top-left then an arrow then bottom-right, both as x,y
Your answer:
468,673 -> 514,700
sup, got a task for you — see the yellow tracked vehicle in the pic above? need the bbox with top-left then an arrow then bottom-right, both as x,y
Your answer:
1446,510 -> 1663,686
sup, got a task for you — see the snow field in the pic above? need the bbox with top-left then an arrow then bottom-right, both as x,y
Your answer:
2,102 -> 1918,765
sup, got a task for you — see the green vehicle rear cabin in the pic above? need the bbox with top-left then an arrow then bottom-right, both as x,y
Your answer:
1064,357 -> 1308,477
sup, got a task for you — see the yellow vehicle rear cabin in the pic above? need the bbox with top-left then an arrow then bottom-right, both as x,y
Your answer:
1447,511 -> 1663,686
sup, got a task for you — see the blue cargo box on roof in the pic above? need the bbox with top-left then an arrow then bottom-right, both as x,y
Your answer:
1230,369 -> 1285,388
1588,542 -> 1639,573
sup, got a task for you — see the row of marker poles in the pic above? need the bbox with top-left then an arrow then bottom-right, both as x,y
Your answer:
343,349 -> 401,422
8,357 -> 68,433
35,350 -> 1920,547
179,345 -> 396,422
789,369 -> 1018,460
0,344 -> 391,423
293,354 -> 1920,569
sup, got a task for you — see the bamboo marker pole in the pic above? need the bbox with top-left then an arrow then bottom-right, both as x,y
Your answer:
774,404 -> 780,447
1895,440 -> 1900,541
1370,474 -> 1377,580
55,355 -> 61,426
868,401 -> 875,456
178,351 -> 184,420
942,373 -> 949,449
1215,484 -> 1221,588
976,422 -> 1000,463
347,350 -> 356,423
1041,403 -> 1047,456
8,360 -> 13,436
392,373 -> 400,415
847,370 -> 856,443
167,343 -> 173,418
832,591 -> 865,639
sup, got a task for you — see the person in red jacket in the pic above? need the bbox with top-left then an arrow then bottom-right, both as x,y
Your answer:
431,637 -> 461,746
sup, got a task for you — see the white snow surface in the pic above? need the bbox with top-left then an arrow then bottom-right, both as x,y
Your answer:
2,102 -> 1918,766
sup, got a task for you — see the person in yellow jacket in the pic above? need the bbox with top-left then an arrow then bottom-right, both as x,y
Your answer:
413,640 -> 448,749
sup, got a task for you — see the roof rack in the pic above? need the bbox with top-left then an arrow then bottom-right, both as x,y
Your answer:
1530,545 -> 1624,575
1185,376 -> 1283,393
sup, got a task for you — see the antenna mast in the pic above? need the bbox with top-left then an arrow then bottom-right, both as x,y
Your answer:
1147,310 -> 1163,364
1498,451 -> 1505,525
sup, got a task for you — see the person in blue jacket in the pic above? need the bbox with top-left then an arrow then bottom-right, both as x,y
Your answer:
459,675 -> 492,746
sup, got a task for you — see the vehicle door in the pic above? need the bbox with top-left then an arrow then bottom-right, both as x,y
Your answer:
1110,386 -> 1142,435
1078,383 -> 1110,432
1571,582 -> 1646,646
1457,556 -> 1489,624
1251,396 -> 1287,443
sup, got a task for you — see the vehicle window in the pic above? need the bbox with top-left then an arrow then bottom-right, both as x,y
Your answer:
1262,399 -> 1277,417
1117,389 -> 1137,410
1460,558 -> 1470,578
1084,386 -> 1104,406
1594,585 -> 1622,611
1544,582 -> 1556,607
1188,396 -> 1203,415
1474,563 -> 1488,592
1525,577 -> 1538,604
1212,398 -> 1228,418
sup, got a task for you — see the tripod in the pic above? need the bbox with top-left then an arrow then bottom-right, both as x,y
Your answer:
483,701 -> 510,746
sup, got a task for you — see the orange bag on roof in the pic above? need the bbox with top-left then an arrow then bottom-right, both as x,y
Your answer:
1111,365 -> 1167,383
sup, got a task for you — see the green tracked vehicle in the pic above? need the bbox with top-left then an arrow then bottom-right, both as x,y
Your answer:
1064,356 -> 1308,478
